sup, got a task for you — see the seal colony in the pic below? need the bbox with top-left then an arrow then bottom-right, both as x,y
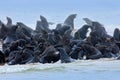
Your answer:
0,14 -> 120,65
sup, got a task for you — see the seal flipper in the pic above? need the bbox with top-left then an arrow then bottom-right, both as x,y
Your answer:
117,55 -> 120,60
83,18 -> 93,26
64,14 -> 77,29
57,47 -> 74,63
6,17 -> 12,27
35,21 -> 44,33
40,15 -> 51,33
0,20 -> 8,39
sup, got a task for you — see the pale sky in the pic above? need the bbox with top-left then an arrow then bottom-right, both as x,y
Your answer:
0,0 -> 120,33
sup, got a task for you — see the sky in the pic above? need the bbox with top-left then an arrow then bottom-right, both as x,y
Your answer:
0,0 -> 120,34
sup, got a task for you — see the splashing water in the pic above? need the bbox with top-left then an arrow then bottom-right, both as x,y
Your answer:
0,59 -> 120,80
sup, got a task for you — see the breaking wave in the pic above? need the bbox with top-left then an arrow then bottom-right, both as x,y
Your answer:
0,59 -> 120,74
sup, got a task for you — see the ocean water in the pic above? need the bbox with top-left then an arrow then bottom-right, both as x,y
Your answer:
0,59 -> 120,80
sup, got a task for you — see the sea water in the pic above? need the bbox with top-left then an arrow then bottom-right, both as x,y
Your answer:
0,59 -> 120,80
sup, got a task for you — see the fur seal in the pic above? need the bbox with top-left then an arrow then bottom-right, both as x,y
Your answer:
64,14 -> 77,29
6,17 -> 12,27
113,28 -> 120,41
40,46 -> 60,63
0,50 -> 5,65
74,25 -> 90,40
40,15 -> 51,33
83,18 -> 111,38
56,46 -> 74,63
82,44 -> 102,59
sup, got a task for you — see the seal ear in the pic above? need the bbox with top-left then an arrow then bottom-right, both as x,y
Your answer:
6,16 -> 12,26
83,18 -> 93,26
64,14 -> 77,29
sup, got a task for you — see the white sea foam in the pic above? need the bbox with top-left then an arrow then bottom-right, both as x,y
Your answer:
0,59 -> 120,74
